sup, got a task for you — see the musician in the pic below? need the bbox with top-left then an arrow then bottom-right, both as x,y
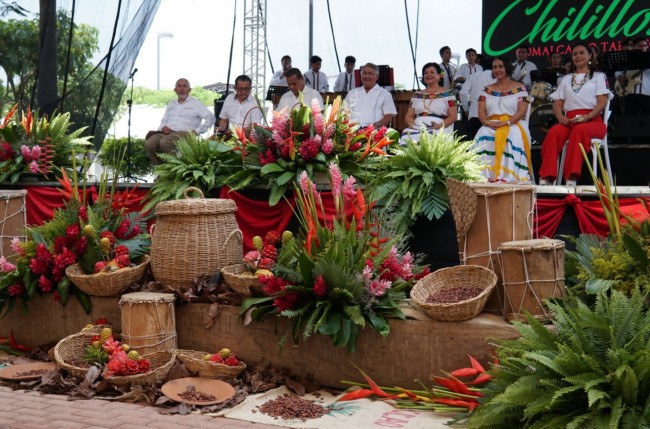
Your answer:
538,42 -> 612,186
276,68 -> 323,112
618,37 -> 650,115
333,55 -> 357,93
270,55 -> 292,86
439,46 -> 457,90
304,55 -> 329,93
547,52 -> 567,77
512,44 -> 537,92
344,63 -> 396,129
455,48 -> 483,88
460,69 -> 496,140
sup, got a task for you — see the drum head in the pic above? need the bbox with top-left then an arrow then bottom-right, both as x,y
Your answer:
119,292 -> 175,304
528,104 -> 557,145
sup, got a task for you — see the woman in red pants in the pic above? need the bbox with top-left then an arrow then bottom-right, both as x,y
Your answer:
538,42 -> 612,186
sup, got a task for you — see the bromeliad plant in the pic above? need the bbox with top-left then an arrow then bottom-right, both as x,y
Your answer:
225,96 -> 397,206
239,163 -> 429,352
0,105 -> 93,183
465,289 -> 650,428
0,161 -> 150,316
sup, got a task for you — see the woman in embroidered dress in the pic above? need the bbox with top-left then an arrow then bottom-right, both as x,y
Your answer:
400,62 -> 457,144
538,42 -> 612,186
473,57 -> 532,182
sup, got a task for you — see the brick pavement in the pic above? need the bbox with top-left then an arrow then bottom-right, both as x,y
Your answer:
0,385 -> 286,429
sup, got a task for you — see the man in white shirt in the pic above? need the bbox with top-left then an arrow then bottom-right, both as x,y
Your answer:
439,46 -> 457,90
269,55 -> 292,86
459,69 -> 496,139
621,37 -> 650,115
455,48 -> 483,89
333,55 -> 357,92
144,78 -> 215,165
344,63 -> 396,128
512,44 -> 537,91
303,55 -> 329,93
218,75 -> 263,134
275,68 -> 324,112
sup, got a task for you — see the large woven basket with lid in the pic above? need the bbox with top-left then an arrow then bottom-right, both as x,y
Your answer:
150,187 -> 242,291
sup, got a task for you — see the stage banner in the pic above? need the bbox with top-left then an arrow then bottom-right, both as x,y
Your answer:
482,0 -> 649,65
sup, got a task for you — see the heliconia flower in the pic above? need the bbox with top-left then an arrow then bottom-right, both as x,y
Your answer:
10,237 -> 22,254
0,256 -> 16,273
28,160 -> 40,173
368,278 -> 391,297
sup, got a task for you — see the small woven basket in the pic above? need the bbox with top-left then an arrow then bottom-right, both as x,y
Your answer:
176,349 -> 246,379
410,265 -> 497,322
54,325 -> 111,378
221,264 -> 264,296
65,255 -> 150,297
103,350 -> 176,387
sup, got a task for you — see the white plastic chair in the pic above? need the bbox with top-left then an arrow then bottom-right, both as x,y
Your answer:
555,99 -> 612,185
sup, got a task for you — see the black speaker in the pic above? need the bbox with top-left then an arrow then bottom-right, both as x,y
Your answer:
612,114 -> 650,139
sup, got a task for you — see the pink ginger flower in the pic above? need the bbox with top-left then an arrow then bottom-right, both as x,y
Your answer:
272,129 -> 284,146
10,237 -> 23,255
271,109 -> 289,134
328,162 -> 342,200
323,124 -> 334,140
362,265 -> 373,283
0,256 -> 16,273
29,160 -> 40,173
343,176 -> 357,203
299,171 -> 313,195
322,138 -> 334,155
368,279 -> 392,297
20,145 -> 34,162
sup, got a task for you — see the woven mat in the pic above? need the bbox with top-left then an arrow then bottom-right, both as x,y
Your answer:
217,386 -> 458,429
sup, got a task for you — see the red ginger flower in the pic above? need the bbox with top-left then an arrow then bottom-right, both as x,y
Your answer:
8,283 -> 25,297
37,275 -> 53,293
313,275 -> 327,298
100,231 -> 115,247
261,244 -> 277,260
264,231 -> 280,246
273,292 -> 300,312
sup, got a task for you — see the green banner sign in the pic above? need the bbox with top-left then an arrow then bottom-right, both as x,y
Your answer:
483,0 -> 649,59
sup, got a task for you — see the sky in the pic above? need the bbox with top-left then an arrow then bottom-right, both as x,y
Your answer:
9,0 -> 484,92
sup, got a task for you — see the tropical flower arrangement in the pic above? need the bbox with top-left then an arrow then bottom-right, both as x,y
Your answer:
225,96 -> 398,205
240,163 -> 429,352
0,105 -> 93,183
83,325 -> 151,376
0,166 -> 150,316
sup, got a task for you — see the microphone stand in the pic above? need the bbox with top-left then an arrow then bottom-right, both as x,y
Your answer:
122,69 -> 142,182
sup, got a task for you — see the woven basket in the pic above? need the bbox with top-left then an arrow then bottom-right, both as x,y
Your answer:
103,350 -> 176,387
54,325 -> 111,378
65,255 -> 150,297
150,187 -> 242,291
410,265 -> 497,322
221,264 -> 264,296
176,349 -> 246,379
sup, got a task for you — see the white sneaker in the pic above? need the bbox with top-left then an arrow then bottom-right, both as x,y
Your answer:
539,178 -> 552,186
566,179 -> 577,187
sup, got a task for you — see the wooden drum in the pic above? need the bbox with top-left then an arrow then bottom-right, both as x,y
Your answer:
498,239 -> 565,322
447,180 -> 535,314
119,292 -> 177,355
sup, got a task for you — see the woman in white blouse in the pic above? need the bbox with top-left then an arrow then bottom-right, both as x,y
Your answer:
400,62 -> 457,144
538,42 -> 613,186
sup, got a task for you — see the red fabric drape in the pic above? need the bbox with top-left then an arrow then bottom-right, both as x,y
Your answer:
535,196 -> 650,238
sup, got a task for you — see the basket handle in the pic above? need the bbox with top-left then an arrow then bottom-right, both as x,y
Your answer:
223,229 -> 243,250
183,186 -> 204,199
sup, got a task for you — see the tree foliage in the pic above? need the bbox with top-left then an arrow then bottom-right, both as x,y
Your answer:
0,9 -> 99,114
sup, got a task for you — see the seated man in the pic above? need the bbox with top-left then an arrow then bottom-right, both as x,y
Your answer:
144,78 -> 215,165
344,62 -> 396,128
275,68 -> 324,112
217,74 -> 263,134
